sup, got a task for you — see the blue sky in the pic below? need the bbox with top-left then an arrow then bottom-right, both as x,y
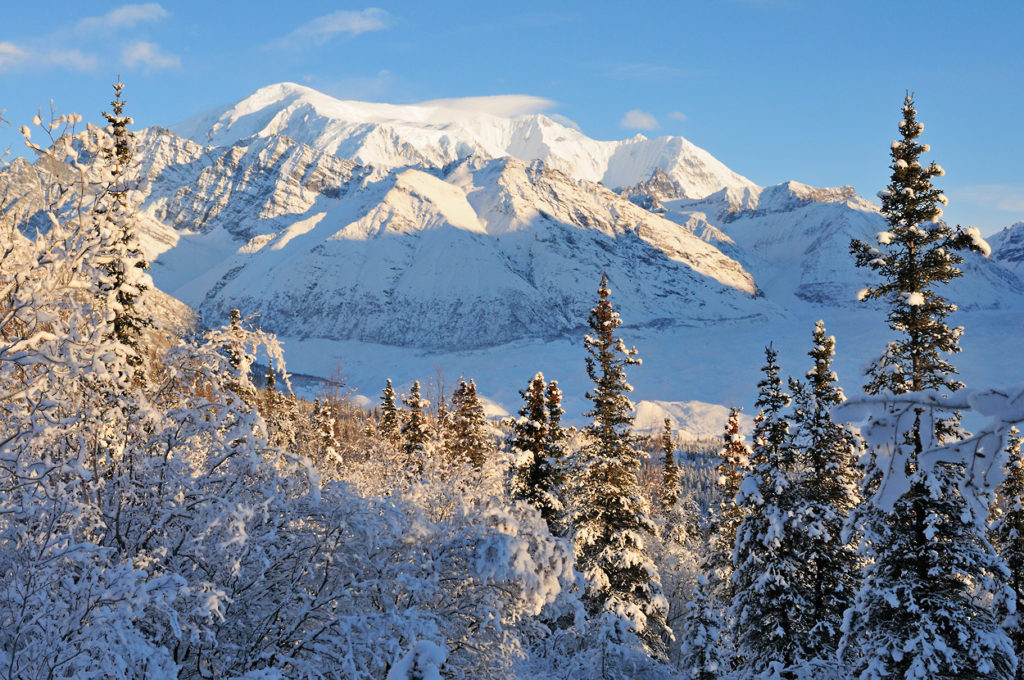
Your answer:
2,1 -> 1022,234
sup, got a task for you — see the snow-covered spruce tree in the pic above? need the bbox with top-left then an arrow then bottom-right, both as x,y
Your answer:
661,418 -> 680,513
570,273 -> 670,657
850,93 -> 986,441
991,427 -> 1024,679
731,346 -> 807,679
311,397 -> 340,464
841,94 -> 1014,680
840,458 -> 1015,680
259,361 -> 302,451
785,321 -> 861,669
224,309 -> 246,372
402,380 -> 431,470
511,372 -> 562,527
449,378 -> 490,469
545,380 -> 569,528
95,79 -> 152,378
379,378 -> 402,444
715,407 -> 750,558
678,407 -> 749,679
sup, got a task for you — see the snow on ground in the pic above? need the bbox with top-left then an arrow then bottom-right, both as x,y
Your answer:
277,306 -> 1024,433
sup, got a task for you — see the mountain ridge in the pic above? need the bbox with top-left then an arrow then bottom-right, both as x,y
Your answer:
172,82 -> 760,200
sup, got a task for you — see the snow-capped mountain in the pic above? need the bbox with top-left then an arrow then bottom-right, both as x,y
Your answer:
134,128 -> 766,351
622,177 -> 1024,310
6,83 -> 1024,421
173,82 -> 759,200
633,400 -> 754,438
991,221 -> 1024,272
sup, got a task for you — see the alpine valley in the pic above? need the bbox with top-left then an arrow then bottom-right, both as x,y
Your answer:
9,82 -> 1024,425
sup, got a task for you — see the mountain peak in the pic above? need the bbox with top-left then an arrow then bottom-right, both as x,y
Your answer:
172,83 -> 759,200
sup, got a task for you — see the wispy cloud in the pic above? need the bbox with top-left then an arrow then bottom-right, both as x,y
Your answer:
0,41 -> 97,71
76,3 -> 169,32
0,42 -> 27,70
418,94 -> 555,117
122,41 -> 180,70
45,49 -> 99,71
272,8 -> 390,49
549,113 -> 582,131
1,4 -> 169,74
620,109 -> 659,131
668,111 -> 688,122
956,184 -> 1024,212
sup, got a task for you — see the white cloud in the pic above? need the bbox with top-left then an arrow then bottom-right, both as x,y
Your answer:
620,109 -> 659,131
417,94 -> 556,117
0,42 -> 27,70
668,111 -> 687,122
44,49 -> 98,71
549,113 -> 582,131
273,8 -> 390,48
77,3 -> 169,32
122,41 -> 180,70
0,42 -> 96,71
956,184 -> 1024,212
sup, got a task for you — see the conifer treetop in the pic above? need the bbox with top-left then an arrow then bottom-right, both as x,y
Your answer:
583,272 -> 640,438
851,94 -> 987,402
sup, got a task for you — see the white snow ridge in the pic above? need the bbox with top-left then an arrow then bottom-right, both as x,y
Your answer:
173,82 -> 760,199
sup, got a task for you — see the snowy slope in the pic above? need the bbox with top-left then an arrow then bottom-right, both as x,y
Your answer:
625,179 -> 1024,311
634,400 -> 754,439
126,130 -> 767,350
172,82 -> 759,200
991,221 -> 1024,273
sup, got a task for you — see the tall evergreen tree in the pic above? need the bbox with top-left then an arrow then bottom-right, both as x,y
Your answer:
264,361 -> 276,390
310,398 -> 339,463
842,94 -> 1014,680
378,379 -> 401,444
850,93 -> 983,442
660,419 -> 680,514
225,309 -> 244,371
731,346 -> 804,679
715,407 -> 749,557
571,273 -> 670,657
545,380 -> 568,493
511,373 -> 561,526
449,378 -> 490,468
841,460 -> 1015,680
990,427 -> 1024,680
785,321 -> 861,667
97,78 -> 151,375
678,407 -> 749,679
401,380 -> 430,470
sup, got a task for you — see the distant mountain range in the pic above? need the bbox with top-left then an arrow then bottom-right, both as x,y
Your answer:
6,83 -> 1023,424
